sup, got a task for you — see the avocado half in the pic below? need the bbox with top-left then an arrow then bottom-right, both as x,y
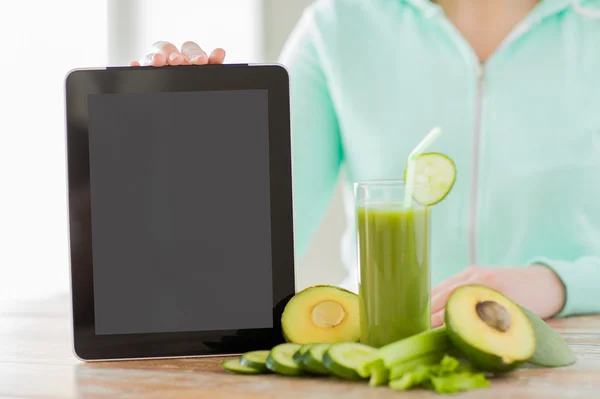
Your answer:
445,285 -> 536,372
281,285 -> 360,344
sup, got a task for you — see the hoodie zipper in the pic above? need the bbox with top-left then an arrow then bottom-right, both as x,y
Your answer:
468,63 -> 485,266
466,22 -> 537,266
421,1 -> 556,266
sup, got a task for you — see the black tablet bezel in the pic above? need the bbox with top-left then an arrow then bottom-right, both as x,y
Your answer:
65,64 -> 295,361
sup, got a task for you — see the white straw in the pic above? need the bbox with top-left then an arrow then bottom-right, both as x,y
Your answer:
403,127 -> 443,207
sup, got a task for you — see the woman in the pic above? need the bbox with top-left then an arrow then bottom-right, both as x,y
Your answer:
132,0 -> 600,327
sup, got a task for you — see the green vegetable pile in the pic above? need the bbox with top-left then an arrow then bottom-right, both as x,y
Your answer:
222,285 -> 577,395
389,354 -> 489,394
223,328 -> 489,395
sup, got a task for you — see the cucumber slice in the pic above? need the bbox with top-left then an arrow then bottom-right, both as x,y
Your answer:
293,344 -> 314,366
357,326 -> 450,377
323,343 -> 377,380
302,343 -> 330,375
266,343 -> 304,376
241,350 -> 270,373
408,152 -> 456,206
222,358 -> 263,375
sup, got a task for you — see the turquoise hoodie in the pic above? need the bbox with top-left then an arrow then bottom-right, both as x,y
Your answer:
279,0 -> 600,317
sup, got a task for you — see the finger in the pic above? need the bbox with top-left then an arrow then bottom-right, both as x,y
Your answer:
208,48 -> 226,64
431,265 -> 479,297
181,41 -> 209,64
431,274 -> 480,314
152,41 -> 183,66
130,61 -> 141,67
141,52 -> 167,67
430,309 -> 445,328
167,52 -> 184,65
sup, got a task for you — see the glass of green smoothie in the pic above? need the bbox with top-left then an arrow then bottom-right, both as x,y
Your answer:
355,180 -> 431,348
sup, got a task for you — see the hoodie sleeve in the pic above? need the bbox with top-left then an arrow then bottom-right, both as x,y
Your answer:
530,256 -> 600,317
278,7 -> 343,260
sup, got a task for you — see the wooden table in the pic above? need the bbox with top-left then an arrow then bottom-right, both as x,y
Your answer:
3,294 -> 600,398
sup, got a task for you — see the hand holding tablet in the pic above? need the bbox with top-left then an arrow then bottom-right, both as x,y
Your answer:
130,41 -> 226,67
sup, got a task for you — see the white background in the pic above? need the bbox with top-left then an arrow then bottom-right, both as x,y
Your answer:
0,1 -> 107,300
108,0 -> 262,65
0,0 -> 346,301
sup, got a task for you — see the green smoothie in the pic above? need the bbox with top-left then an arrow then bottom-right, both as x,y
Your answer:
357,204 -> 431,348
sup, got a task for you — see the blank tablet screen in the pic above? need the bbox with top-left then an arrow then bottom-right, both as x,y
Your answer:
87,90 -> 273,335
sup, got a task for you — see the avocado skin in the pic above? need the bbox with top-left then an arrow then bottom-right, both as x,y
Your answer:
445,311 -> 530,373
519,306 -> 576,367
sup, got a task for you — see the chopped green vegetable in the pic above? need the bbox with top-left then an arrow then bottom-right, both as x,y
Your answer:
358,326 -> 450,377
389,374 -> 415,391
367,360 -> 389,387
429,372 -> 490,394
439,354 -> 460,372
227,347 -> 491,396
390,351 -> 446,379
426,354 -> 462,376
389,364 -> 431,391
389,355 -> 490,394
408,364 -> 432,384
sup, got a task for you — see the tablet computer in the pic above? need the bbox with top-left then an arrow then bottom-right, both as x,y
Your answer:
65,64 -> 295,361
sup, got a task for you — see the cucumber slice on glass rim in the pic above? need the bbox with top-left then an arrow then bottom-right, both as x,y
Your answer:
406,152 -> 456,206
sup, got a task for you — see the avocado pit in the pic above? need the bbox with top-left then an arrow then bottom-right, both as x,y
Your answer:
312,301 -> 346,328
476,301 -> 511,332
